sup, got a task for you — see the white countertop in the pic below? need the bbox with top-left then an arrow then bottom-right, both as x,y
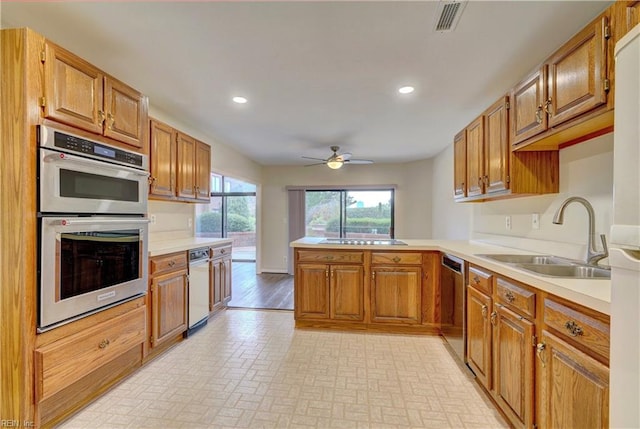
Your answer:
148,237 -> 233,257
291,237 -> 611,315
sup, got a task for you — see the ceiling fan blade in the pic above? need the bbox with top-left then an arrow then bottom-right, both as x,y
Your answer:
301,156 -> 327,161
340,152 -> 352,161
304,162 -> 327,167
345,159 -> 374,165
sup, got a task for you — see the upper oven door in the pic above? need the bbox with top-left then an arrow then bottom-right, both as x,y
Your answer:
39,147 -> 149,214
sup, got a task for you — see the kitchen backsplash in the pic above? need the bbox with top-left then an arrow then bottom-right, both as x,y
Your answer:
470,133 -> 614,262
148,200 -> 194,241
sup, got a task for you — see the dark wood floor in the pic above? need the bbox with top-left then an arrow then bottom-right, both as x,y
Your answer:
228,262 -> 294,310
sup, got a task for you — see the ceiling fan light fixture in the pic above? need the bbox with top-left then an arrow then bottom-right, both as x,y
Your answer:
326,159 -> 344,169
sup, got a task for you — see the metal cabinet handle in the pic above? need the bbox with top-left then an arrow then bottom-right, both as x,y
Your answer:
478,177 -> 483,188
544,98 -> 553,117
536,342 -> 546,367
490,310 -> 498,326
98,110 -> 106,125
565,321 -> 584,337
168,260 -> 176,267
220,249 -> 225,254
107,112 -> 115,130
473,275 -> 480,284
504,291 -> 515,303
481,304 -> 488,317
98,339 -> 110,349
392,256 -> 401,263
535,105 -> 543,124
326,268 -> 329,280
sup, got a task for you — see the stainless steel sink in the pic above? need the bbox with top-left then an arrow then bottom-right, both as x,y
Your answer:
319,238 -> 408,245
475,253 -> 611,279
476,254 -> 566,264
516,263 -> 611,279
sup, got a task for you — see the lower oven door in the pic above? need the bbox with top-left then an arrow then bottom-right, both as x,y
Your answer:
39,216 -> 149,331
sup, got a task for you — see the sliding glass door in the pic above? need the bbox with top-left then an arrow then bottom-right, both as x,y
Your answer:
305,189 -> 394,239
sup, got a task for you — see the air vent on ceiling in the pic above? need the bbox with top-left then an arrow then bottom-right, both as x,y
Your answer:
433,0 -> 468,32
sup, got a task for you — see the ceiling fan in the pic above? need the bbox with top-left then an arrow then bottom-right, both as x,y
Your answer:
302,146 -> 374,169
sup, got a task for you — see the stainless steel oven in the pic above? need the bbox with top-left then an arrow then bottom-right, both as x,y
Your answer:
37,125 -> 150,331
39,216 -> 149,330
38,125 -> 148,215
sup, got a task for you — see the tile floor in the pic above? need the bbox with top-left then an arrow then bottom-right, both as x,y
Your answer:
59,310 -> 508,429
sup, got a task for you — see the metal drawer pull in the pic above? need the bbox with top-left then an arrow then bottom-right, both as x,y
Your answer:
168,260 -> 176,267
392,256 -> 401,263
564,321 -> 584,337
473,275 -> 480,284
325,255 -> 334,260
481,304 -> 488,317
536,343 -> 546,367
98,339 -> 110,349
505,291 -> 515,303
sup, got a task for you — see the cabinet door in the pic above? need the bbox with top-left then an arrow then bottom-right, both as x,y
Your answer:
537,330 -> 609,429
295,264 -> 330,320
370,266 -> 421,324
467,285 -> 492,390
150,269 -> 188,348
195,141 -> 211,201
547,16 -> 607,128
492,304 -> 534,429
176,132 -> 196,199
43,41 -> 104,134
330,265 -> 364,321
453,130 -> 467,199
149,119 -> 176,199
510,67 -> 547,145
103,77 -> 146,148
465,116 -> 484,198
210,259 -> 223,312
222,256 -> 232,303
484,96 -> 510,194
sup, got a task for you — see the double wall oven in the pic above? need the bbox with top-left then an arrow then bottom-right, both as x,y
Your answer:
38,125 -> 150,331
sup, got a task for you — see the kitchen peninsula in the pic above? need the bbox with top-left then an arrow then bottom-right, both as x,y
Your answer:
292,237 -> 612,428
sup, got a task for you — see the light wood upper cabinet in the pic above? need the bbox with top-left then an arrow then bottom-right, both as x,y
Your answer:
465,116 -> 485,198
42,41 -> 147,150
195,140 -> 212,200
453,130 -> 467,199
177,132 -> 197,200
537,330 -> 609,429
149,119 -> 177,199
510,67 -> 548,146
547,16 -> 608,128
484,96 -> 510,194
613,1 -> 640,42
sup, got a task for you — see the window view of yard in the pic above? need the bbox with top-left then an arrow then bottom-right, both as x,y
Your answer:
305,190 -> 393,239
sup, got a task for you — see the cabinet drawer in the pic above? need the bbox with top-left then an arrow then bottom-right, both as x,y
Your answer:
35,306 -> 145,401
371,252 -> 422,265
468,265 -> 493,295
150,252 -> 188,275
543,298 -> 610,361
211,245 -> 231,259
495,277 -> 536,318
297,250 -> 364,264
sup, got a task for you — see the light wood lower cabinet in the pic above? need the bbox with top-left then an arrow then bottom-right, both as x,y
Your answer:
295,263 -> 364,321
537,330 -> 609,429
467,283 -> 493,389
210,244 -> 232,314
370,266 -> 421,324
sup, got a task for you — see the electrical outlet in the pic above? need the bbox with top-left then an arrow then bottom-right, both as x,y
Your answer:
505,215 -> 512,230
188,218 -> 193,228
149,214 -> 156,224
532,213 -> 540,229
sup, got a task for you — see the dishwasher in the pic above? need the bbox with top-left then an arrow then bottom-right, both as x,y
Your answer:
440,253 -> 467,365
186,247 -> 210,336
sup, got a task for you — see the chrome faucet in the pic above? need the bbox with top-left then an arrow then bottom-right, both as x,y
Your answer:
552,196 -> 608,266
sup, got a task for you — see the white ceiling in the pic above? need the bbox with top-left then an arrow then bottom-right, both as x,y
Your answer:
1,1 -> 610,166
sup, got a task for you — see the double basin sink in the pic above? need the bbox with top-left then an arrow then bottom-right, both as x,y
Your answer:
476,254 -> 610,279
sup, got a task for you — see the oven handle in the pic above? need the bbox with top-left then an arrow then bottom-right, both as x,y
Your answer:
58,218 -> 151,226
43,151 -> 150,177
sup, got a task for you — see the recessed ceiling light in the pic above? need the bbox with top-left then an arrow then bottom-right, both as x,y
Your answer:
232,96 -> 248,104
398,86 -> 415,94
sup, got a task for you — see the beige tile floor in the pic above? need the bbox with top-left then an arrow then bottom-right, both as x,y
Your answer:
59,310 -> 508,429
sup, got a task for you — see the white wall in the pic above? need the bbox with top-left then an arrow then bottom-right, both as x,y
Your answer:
431,133 -> 614,261
260,159 -> 434,272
